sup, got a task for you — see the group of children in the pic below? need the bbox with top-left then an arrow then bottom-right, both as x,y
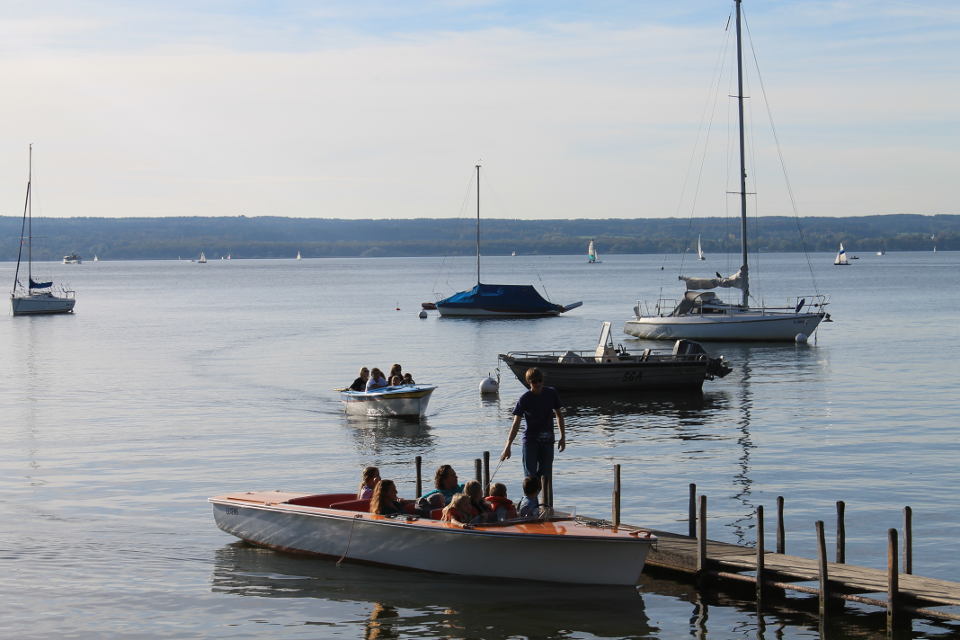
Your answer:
357,465 -> 542,527
349,364 -> 416,392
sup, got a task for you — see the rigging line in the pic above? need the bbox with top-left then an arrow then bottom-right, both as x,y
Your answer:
432,168 -> 479,296
671,12 -> 734,276
742,11 -> 821,296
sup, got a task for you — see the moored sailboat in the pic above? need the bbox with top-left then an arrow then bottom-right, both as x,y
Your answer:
624,0 -> 828,342
10,145 -> 76,316
435,165 -> 581,317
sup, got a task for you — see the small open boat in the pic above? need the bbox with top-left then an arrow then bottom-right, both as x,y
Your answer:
499,322 -> 731,392
339,384 -> 436,417
209,490 -> 656,585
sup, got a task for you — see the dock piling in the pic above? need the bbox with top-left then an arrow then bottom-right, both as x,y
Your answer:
836,500 -> 846,564
697,495 -> 707,578
415,456 -> 422,497
888,527 -> 899,630
612,464 -> 621,527
776,496 -> 785,554
756,505 -> 765,606
903,506 -> 913,575
688,483 -> 697,538
816,520 -> 829,619
483,451 -> 490,489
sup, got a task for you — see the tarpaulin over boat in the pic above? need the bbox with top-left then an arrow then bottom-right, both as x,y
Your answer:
29,278 -> 53,289
436,283 -> 564,315
679,267 -> 746,291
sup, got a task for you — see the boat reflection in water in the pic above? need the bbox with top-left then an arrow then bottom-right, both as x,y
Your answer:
211,543 -> 653,639
343,413 -> 435,457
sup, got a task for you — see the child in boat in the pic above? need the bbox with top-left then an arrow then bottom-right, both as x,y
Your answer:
389,363 -> 403,382
349,367 -> 370,391
369,479 -> 408,516
402,373 -> 415,385
484,482 -> 518,521
365,368 -> 388,391
441,493 -> 473,528
389,375 -> 403,386
517,476 -> 541,518
419,464 -> 464,506
463,480 -> 491,523
357,466 -> 380,499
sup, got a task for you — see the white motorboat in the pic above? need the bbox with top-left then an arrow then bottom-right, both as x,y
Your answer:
62,253 -> 82,264
339,384 -> 437,418
10,145 -> 76,316
624,0 -> 829,342
499,322 -> 730,392
209,490 -> 656,585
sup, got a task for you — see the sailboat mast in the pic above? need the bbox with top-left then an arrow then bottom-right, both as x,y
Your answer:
735,0 -> 749,306
27,144 -> 33,287
475,164 -> 481,285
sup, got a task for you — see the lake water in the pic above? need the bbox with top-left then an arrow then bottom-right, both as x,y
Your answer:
2,251 -> 959,639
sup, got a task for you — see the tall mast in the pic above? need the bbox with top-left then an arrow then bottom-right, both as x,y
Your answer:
735,0 -> 750,306
475,164 -> 481,285
27,144 -> 33,286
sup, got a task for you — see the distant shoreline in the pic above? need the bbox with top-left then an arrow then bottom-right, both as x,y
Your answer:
1,214 -> 956,261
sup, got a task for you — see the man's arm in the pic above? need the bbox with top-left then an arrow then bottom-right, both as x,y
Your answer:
555,408 -> 566,452
500,415 -> 522,460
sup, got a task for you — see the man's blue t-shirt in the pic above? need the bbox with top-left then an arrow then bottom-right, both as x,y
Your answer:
512,386 -> 561,443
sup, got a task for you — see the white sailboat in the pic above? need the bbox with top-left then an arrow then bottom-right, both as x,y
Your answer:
696,235 -> 706,261
587,239 -> 601,263
624,0 -> 829,342
10,145 -> 76,316
198,251 -> 207,264
296,250 -> 302,260
834,243 -> 850,266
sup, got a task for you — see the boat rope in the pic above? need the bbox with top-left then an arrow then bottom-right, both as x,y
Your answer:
336,514 -> 363,567
489,457 -> 506,483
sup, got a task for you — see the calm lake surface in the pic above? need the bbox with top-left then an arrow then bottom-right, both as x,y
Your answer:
2,252 -> 959,639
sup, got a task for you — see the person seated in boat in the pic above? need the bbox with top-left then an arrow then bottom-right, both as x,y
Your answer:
463,480 -> 492,523
419,464 -> 464,506
402,373 -> 415,385
414,491 -> 446,518
389,374 -> 404,386
369,479 -> 409,516
349,367 -> 370,392
517,475 -> 542,519
440,493 -> 474,528
389,363 -> 403,382
357,466 -> 380,499
365,368 -> 388,391
484,482 -> 518,521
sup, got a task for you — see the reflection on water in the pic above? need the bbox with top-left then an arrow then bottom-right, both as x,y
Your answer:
344,415 -> 436,457
212,542 -> 654,639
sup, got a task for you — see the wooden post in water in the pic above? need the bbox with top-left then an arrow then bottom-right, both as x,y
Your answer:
697,495 -> 708,580
776,496 -> 785,554
612,464 -> 621,527
836,500 -> 846,564
816,520 -> 829,620
756,505 -> 765,607
903,506 -> 913,575
415,456 -> 422,497
483,451 -> 490,489
474,458 -> 482,485
688,483 -> 697,538
888,527 -> 900,630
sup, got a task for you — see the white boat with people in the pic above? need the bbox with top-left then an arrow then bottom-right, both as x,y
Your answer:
10,145 -> 76,316
339,384 -> 437,418
624,0 -> 829,342
209,489 -> 656,585
62,253 -> 82,264
499,322 -> 730,393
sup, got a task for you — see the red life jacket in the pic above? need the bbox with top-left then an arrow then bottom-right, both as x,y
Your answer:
484,496 -> 518,520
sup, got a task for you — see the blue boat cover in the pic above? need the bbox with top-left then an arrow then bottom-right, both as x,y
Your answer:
29,278 -> 53,289
437,283 -> 563,315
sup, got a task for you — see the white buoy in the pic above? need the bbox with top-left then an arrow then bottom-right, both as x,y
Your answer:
795,333 -> 808,344
418,310 -> 428,319
479,375 -> 499,394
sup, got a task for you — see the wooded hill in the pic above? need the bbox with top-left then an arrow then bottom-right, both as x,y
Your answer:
1,214 -> 957,261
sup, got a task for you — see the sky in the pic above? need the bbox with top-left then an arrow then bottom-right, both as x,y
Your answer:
0,0 -> 957,219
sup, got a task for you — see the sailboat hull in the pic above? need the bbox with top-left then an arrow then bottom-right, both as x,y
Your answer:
11,294 -> 76,316
624,312 -> 824,342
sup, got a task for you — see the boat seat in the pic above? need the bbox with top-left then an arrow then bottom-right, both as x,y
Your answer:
430,508 -> 444,520
286,493 -> 356,508
329,498 -> 371,512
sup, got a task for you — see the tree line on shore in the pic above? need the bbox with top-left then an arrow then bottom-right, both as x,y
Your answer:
1,213 -> 957,261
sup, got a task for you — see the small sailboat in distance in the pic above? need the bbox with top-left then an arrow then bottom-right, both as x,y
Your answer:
834,243 -> 850,266
697,235 -> 706,261
587,239 -> 601,264
296,250 -> 302,260
198,251 -> 207,264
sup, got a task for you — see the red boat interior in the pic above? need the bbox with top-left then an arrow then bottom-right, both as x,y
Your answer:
285,493 -> 441,519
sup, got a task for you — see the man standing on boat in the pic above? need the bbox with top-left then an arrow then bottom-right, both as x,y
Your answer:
500,368 -> 565,506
